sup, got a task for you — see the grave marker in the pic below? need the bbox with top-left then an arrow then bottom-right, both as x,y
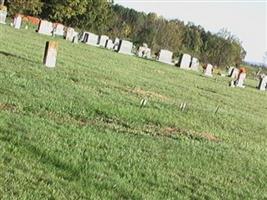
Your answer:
113,38 -> 120,51
204,64 -> 213,77
43,41 -> 58,68
138,44 -> 151,59
158,50 -> 173,65
38,20 -> 53,36
13,15 -> 22,29
105,39 -> 114,49
178,54 -> 191,69
98,35 -> 109,47
81,32 -> 99,46
235,73 -> 246,88
117,40 -> 133,55
0,5 -> 7,24
230,68 -> 240,79
257,74 -> 267,91
190,57 -> 199,71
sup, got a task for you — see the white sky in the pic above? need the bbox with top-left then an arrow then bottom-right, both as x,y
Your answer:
114,0 -> 267,64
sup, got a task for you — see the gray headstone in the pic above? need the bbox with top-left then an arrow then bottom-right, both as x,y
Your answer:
99,35 -> 109,47
118,40 -> 133,55
191,57 -> 199,71
0,10 -> 7,24
228,66 -> 234,76
158,50 -> 173,65
204,64 -> 213,77
38,20 -> 53,36
179,54 -> 191,69
82,32 -> 99,46
138,46 -> 151,59
258,75 -> 267,91
14,15 -> 22,29
43,41 -> 58,68
65,27 -> 76,41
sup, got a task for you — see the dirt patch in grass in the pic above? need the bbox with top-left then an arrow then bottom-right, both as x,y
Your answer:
131,88 -> 169,101
0,102 -> 17,112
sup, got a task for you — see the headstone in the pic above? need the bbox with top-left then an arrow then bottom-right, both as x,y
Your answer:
54,24 -> 65,36
72,35 -> 79,44
65,27 -> 75,41
235,73 -> 246,88
98,35 -> 109,47
82,32 -> 99,46
204,64 -> 213,77
190,57 -> 199,71
228,66 -> 234,76
178,54 -> 191,69
38,20 -> 53,36
43,41 -> 58,68
158,50 -> 173,65
113,38 -> 120,51
117,40 -> 133,55
230,68 -> 240,79
257,74 -> 267,91
138,45 -> 151,59
0,7 -> 7,24
105,39 -> 114,49
13,15 -> 22,29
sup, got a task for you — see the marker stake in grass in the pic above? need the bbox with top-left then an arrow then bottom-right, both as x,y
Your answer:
214,105 -> 220,114
43,41 -> 58,68
140,99 -> 148,108
180,102 -> 187,112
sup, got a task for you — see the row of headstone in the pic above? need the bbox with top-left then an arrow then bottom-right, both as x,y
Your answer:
177,54 -> 199,71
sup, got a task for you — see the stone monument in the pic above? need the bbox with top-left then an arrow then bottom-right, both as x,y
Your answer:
0,1 -> 7,24
43,41 -> 58,68
204,64 -> 213,77
98,35 -> 109,47
158,50 -> 173,65
117,40 -> 133,55
178,54 -> 191,69
38,20 -> 53,36
257,74 -> 267,91
14,15 -> 22,29
190,57 -> 199,71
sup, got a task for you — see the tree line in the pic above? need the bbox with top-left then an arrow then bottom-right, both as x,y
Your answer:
6,0 -> 246,67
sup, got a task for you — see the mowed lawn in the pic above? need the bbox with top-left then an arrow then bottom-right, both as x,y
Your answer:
0,25 -> 266,199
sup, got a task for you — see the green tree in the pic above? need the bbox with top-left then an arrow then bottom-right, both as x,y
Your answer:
7,0 -> 43,16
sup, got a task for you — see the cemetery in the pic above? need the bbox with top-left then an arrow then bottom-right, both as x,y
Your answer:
0,2 -> 267,199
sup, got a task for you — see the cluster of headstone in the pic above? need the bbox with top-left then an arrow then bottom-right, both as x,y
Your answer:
228,67 -> 246,88
137,43 -> 151,59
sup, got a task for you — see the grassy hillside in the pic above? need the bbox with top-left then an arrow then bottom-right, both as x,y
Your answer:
0,25 -> 266,199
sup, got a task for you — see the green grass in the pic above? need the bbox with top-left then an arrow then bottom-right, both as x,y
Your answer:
0,24 -> 267,200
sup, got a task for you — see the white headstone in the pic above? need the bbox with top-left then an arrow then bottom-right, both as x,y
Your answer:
118,40 -> 133,55
235,73 -> 246,88
82,32 -> 99,46
105,39 -> 114,49
65,27 -> 75,41
72,35 -> 79,44
43,41 -> 58,68
158,50 -> 173,65
204,64 -> 213,77
14,15 -> 22,29
138,46 -> 151,59
190,57 -> 199,71
228,66 -> 234,76
0,10 -> 7,24
179,54 -> 191,69
54,24 -> 65,36
38,20 -> 53,36
258,75 -> 267,91
99,35 -> 109,47
230,68 -> 240,79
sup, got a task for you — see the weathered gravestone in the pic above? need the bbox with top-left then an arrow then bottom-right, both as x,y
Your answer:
178,54 -> 191,69
65,27 -> 78,42
81,32 -> 99,46
204,64 -> 213,77
233,73 -> 246,88
257,74 -> 267,91
230,68 -> 240,79
0,3 -> 7,24
53,24 -> 65,36
113,38 -> 120,51
13,15 -> 22,29
190,57 -> 199,71
117,40 -> 133,55
98,35 -> 109,47
38,20 -> 53,36
105,39 -> 114,49
43,41 -> 58,68
158,50 -> 173,65
138,44 -> 151,59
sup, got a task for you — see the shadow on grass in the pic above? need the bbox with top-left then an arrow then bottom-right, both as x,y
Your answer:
0,51 -> 40,65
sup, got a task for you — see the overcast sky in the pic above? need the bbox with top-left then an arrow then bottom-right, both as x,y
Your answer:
114,0 -> 267,64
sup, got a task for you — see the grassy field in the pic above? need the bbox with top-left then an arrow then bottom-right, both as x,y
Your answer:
0,24 -> 267,199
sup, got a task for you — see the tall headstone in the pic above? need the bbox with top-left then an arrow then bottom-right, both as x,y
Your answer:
54,24 -> 65,36
230,68 -> 240,79
98,35 -> 109,47
105,39 -> 114,49
190,57 -> 199,71
117,40 -> 133,55
0,3 -> 7,24
204,64 -> 213,77
43,41 -> 58,68
65,27 -> 76,41
235,73 -> 246,88
13,15 -> 22,29
158,50 -> 173,65
178,54 -> 191,69
257,74 -> 267,91
38,20 -> 53,36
